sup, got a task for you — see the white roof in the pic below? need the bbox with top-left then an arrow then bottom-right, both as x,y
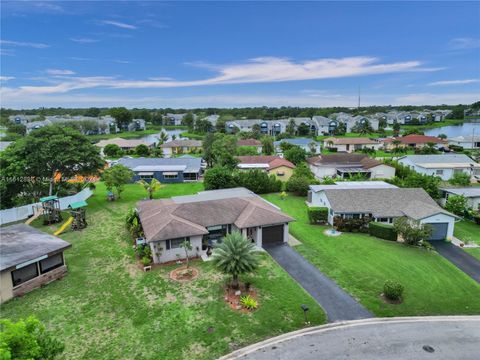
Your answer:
310,181 -> 398,192
132,165 -> 186,172
237,163 -> 270,169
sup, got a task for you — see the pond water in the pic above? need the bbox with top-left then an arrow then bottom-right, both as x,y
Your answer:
139,128 -> 185,144
424,122 -> 480,138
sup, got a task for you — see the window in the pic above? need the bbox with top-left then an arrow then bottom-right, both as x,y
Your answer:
39,253 -> 64,274
453,169 -> 464,174
183,173 -> 198,181
12,263 -> 38,287
166,237 -> 190,250
435,169 -> 444,175
163,173 -> 178,179
140,175 -> 153,180
377,218 -> 389,223
276,171 -> 285,176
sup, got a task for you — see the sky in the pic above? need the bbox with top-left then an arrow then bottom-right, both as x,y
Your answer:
0,1 -> 479,109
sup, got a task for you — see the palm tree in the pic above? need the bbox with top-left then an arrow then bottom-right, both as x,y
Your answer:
211,231 -> 260,288
136,178 -> 162,199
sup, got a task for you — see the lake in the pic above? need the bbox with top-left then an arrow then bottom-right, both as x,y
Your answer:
424,122 -> 480,138
139,128 -> 185,144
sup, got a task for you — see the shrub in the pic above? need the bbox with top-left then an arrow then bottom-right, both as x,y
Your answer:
141,256 -> 151,266
88,182 -> 96,190
449,172 -> 471,186
103,143 -> 124,158
240,295 -> 258,310
369,222 -> 397,241
333,216 -> 372,233
383,280 -> 404,301
393,217 -> 433,246
308,207 -> 328,224
284,146 -> 307,165
286,176 -> 310,196
445,194 -> 468,216
204,166 -> 236,190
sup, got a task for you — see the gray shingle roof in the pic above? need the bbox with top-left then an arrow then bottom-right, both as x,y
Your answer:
441,187 -> 480,198
400,154 -> 476,165
117,157 -> 202,173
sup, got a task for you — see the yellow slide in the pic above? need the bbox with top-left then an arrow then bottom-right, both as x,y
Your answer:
54,217 -> 73,236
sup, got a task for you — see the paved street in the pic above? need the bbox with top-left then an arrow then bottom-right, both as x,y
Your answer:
266,244 -> 373,322
221,317 -> 480,360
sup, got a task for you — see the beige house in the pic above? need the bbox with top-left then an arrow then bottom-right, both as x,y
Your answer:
95,138 -> 155,152
236,155 -> 296,181
1,224 -> 71,304
137,188 -> 294,263
160,139 -> 203,158
323,137 -> 382,153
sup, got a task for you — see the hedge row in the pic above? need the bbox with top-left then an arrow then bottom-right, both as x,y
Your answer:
368,222 -> 398,241
307,207 -> 328,224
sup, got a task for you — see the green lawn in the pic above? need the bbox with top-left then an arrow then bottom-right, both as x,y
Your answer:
262,194 -> 480,317
454,220 -> 480,261
0,183 -> 325,359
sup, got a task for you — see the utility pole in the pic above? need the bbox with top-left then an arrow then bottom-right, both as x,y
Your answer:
357,86 -> 361,109
472,126 -> 475,150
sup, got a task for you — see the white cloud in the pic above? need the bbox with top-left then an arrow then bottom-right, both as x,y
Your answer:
0,76 -> 15,81
70,37 -> 99,43
100,20 -> 137,30
0,49 -> 15,56
6,56 -> 442,96
394,93 -> 479,106
428,79 -> 480,86
449,37 -> 480,50
113,60 -> 131,64
0,39 -> 50,48
45,69 -> 76,75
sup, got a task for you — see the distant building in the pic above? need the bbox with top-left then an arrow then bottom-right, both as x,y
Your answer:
382,134 -> 447,150
95,138 -> 155,152
322,137 -> 382,153
160,139 -> 203,158
8,115 -> 40,125
274,138 -> 321,154
448,135 -> 480,149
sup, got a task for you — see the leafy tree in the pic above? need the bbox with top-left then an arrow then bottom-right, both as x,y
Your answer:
152,146 -> 164,157
352,119 -> 374,134
195,119 -> 213,133
437,133 -> 447,139
401,172 -> 441,199
284,146 -> 307,165
211,134 -> 238,168
333,122 -> 346,136
84,107 -> 101,117
103,144 -> 124,158
297,123 -> 310,136
292,162 -> 315,180
393,217 -> 432,246
180,239 -> 193,268
0,316 -> 65,360
6,123 -> 26,136
135,144 -> 150,156
449,172 -> 471,186
182,112 -> 195,129
251,124 -> 262,139
102,164 -> 133,199
110,107 -> 132,131
136,178 -> 162,199
261,136 -> 274,155
393,121 -> 400,136
235,170 -> 282,194
211,231 -> 260,288
286,176 -> 310,196
204,166 -> 236,190
279,141 -> 295,152
0,126 -> 104,207
202,132 -> 216,167
286,119 -> 296,136
237,146 -> 259,156
378,118 -> 387,129
445,194 -> 468,216
449,105 -> 465,119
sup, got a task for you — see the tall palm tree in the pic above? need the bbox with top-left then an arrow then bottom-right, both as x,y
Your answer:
211,231 -> 260,288
136,178 -> 162,199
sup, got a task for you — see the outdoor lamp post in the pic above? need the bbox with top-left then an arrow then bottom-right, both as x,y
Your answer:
301,304 -> 309,324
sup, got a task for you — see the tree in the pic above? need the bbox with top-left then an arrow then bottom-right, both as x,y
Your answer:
445,194 -> 468,216
393,217 -> 432,246
103,144 -> 124,158
0,316 -> 65,360
135,144 -> 150,156
333,122 -> 346,136
286,175 -> 310,196
393,121 -> 400,136
211,231 -> 260,288
136,178 -> 162,199
84,107 -> 101,117
110,107 -> 132,131
286,119 -> 296,136
180,239 -> 193,268
251,124 -> 262,139
202,132 -> 216,167
0,126 -> 104,207
152,146 -> 164,157
297,123 -> 310,136
402,172 -> 441,199
235,170 -> 282,194
352,119 -> 374,134
292,162 -> 315,180
195,119 -> 213,133
204,166 -> 236,190
449,172 -> 471,186
438,133 -> 447,140
211,134 -> 238,168
284,146 -> 307,165
261,136 -> 274,155
6,123 -> 26,136
237,146 -> 258,156
102,165 -> 133,199
182,112 -> 195,129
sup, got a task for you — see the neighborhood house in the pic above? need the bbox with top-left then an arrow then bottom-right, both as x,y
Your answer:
448,135 -> 480,150
0,224 -> 71,304
440,187 -> 480,210
116,157 -> 202,182
236,155 -> 296,181
160,139 -> 202,157
322,137 -> 382,153
136,188 -> 294,263
273,138 -> 321,154
237,139 -> 263,153
382,134 -> 446,150
96,138 -> 155,152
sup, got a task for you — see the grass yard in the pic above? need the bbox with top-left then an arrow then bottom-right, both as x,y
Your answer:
262,193 -> 480,317
454,220 -> 480,261
0,183 -> 325,360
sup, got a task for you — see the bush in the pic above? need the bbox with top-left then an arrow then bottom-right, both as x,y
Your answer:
284,146 -> 307,165
369,222 -> 397,241
103,143 -> 124,158
449,172 -> 471,186
308,207 -> 328,224
240,295 -> 258,310
235,170 -> 282,194
88,182 -> 96,190
286,176 -> 310,196
383,280 -> 404,301
204,166 -> 236,190
333,216 -> 372,233
141,256 -> 151,266
135,144 -> 150,156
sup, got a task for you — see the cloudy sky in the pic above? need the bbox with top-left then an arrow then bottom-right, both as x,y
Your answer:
0,1 -> 479,109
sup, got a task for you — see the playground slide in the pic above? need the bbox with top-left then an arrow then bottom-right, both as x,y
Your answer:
54,217 -> 73,236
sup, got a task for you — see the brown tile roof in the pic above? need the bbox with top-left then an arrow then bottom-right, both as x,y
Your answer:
324,137 -> 379,145
137,196 -> 294,242
96,138 -> 153,148
237,139 -> 262,147
160,139 -> 202,148
382,135 -> 446,145
237,155 -> 295,170
307,153 -> 387,170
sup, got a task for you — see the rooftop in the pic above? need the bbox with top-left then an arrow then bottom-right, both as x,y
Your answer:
0,224 -> 71,272
160,139 -> 202,148
117,157 -> 202,173
400,154 -> 479,168
441,187 -> 480,198
237,139 -> 262,147
237,155 -> 295,170
274,138 -> 319,146
383,134 -> 445,144
96,138 -> 154,148
323,137 -> 379,145
310,181 -> 397,192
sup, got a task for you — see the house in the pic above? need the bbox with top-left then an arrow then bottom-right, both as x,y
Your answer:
160,139 -> 203,157
164,113 -> 196,126
329,113 -> 379,132
95,138 -> 155,152
274,138 -> 321,154
398,154 -> 480,181
128,119 -> 147,132
307,153 -> 396,180
306,186 -> 457,241
323,137 -> 382,153
382,134 -> 447,150
311,116 -> 340,135
448,135 -> 480,150
236,155 -> 296,181
226,118 -> 318,136
440,187 -> 480,210
8,115 -> 40,125
116,157 -> 202,182
202,114 -> 220,126
136,187 -> 294,263
0,224 -> 71,304
237,139 -> 263,153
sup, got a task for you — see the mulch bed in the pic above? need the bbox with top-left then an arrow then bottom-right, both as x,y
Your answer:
224,283 -> 259,313
169,266 -> 200,282
379,293 -> 403,305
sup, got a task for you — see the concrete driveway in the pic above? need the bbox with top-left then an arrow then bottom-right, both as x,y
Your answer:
266,244 -> 372,322
220,316 -> 480,360
429,241 -> 480,284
